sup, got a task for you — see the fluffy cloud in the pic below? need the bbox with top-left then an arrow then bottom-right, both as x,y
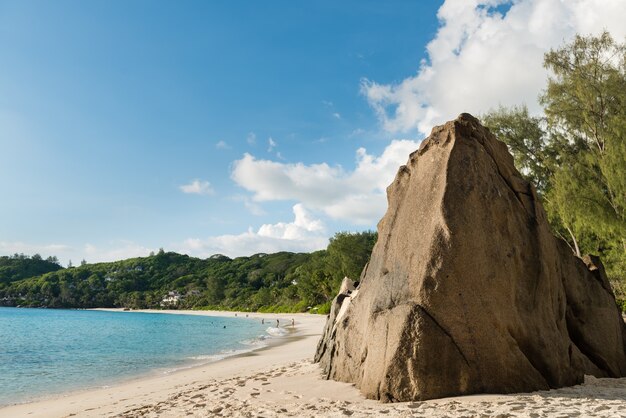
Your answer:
362,0 -> 626,135
178,204 -> 328,257
231,139 -> 419,224
179,179 -> 215,195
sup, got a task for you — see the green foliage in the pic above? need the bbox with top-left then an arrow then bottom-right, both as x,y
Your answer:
327,231 -> 378,282
482,105 -> 557,194
483,32 -> 626,295
314,300 -> 332,315
542,32 -> 626,278
0,231 -> 377,313
0,254 -> 62,285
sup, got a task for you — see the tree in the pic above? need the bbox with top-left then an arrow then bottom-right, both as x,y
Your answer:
482,106 -> 558,194
541,31 -> 626,279
484,32 -> 625,287
326,231 -> 377,284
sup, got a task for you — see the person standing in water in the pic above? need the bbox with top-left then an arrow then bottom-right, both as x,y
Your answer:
276,319 -> 280,327
291,318 -> 295,328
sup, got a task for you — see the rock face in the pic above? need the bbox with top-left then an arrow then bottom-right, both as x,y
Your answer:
314,114 -> 626,402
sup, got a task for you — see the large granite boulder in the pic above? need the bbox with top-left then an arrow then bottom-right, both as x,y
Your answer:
314,114 -> 626,402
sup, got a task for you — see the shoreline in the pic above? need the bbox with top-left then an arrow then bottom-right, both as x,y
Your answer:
0,308 -> 302,405
2,309 -> 626,417
0,308 -> 328,417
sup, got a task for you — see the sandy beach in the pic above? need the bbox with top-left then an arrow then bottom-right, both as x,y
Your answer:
1,309 -> 625,418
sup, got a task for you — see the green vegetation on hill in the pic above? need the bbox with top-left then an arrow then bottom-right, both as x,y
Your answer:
0,254 -> 62,285
482,32 -> 626,307
0,231 -> 376,313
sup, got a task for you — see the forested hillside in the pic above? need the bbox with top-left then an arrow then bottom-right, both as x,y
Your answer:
0,254 -> 62,285
0,231 -> 376,313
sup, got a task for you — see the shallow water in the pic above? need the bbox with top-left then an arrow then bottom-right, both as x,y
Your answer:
0,307 -> 266,406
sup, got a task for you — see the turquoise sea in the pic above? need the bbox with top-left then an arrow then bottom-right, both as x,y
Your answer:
0,307 -> 268,406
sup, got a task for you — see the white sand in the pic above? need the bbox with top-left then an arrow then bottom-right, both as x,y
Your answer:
2,309 -> 625,418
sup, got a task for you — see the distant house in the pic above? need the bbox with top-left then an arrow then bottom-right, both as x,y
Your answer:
160,291 -> 181,307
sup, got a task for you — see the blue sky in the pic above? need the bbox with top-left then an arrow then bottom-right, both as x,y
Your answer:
1,0 -> 624,264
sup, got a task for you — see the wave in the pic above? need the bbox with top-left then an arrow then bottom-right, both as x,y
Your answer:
187,347 -> 255,362
183,326 -> 289,366
265,326 -> 289,337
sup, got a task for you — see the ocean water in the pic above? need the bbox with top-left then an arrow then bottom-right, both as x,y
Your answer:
0,307 -> 268,406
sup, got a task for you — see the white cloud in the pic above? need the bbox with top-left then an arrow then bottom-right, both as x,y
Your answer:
332,112 -> 342,120
178,204 -> 328,257
361,0 -> 626,135
231,139 -> 419,224
215,140 -> 230,150
267,137 -> 277,152
247,132 -> 256,145
258,204 -> 324,239
244,200 -> 266,216
231,195 -> 267,216
179,179 -> 215,195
